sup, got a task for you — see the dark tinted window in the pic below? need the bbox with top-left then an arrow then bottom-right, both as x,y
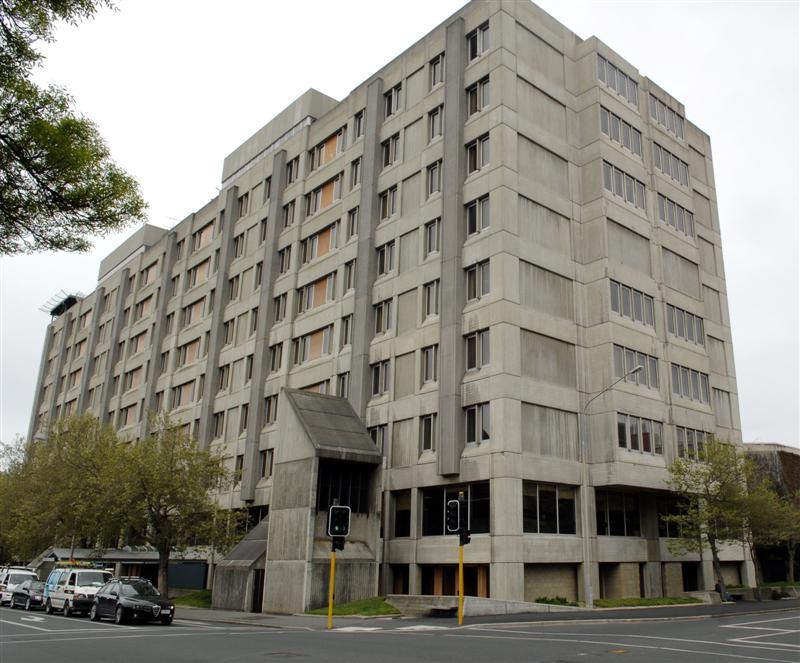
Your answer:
120,580 -> 160,597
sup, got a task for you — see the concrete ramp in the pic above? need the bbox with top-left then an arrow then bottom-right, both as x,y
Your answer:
387,594 -> 583,617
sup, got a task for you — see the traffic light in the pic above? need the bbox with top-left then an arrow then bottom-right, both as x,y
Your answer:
446,499 -> 460,533
328,505 -> 351,538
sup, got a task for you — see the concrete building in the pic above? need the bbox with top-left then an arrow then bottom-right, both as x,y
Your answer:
28,0 -> 749,612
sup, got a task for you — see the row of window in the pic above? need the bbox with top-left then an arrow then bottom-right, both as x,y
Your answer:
653,143 -> 690,186
602,161 -> 646,209
610,280 -> 655,327
671,363 -> 710,403
616,413 -> 664,455
666,304 -> 705,347
613,344 -> 659,390
600,107 -> 642,157
676,426 -> 710,459
597,54 -> 639,106
657,193 -> 695,238
649,94 -> 685,139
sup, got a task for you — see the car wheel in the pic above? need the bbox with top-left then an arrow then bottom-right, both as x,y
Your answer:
160,615 -> 173,625
25,597 -> 32,611
63,600 -> 71,617
89,604 -> 100,622
45,599 -> 53,614
9,597 -> 15,609
114,605 -> 126,625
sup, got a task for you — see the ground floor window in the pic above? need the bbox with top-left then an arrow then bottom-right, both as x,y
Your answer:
522,482 -> 576,534
316,459 -> 372,513
421,481 -> 490,536
420,564 -> 489,597
595,491 -> 640,536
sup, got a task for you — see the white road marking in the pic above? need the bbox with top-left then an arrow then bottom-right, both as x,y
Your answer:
0,618 -> 51,631
395,625 -> 449,631
723,617 -> 800,629
0,628 -> 289,646
334,626 -> 383,632
20,615 -> 45,622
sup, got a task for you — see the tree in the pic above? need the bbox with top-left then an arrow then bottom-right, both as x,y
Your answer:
740,477 -> 788,587
1,0 -> 146,254
664,438 -> 750,600
119,416 -> 235,593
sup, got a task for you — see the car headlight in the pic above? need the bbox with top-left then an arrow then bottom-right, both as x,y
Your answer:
76,593 -> 87,599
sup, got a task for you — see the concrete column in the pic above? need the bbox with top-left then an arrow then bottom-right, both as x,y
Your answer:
27,325 -> 54,440
198,190 -> 238,449
490,562 -> 524,601
241,150 -> 288,501
348,78 -> 383,420
99,268 -> 131,424
138,233 -> 178,439
46,311 -> 74,426
76,288 -> 104,414
490,477 -> 523,600
437,17 -> 467,476
700,558 -> 715,591
642,562 -> 663,598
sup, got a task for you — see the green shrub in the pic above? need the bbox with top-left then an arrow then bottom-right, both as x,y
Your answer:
594,596 -> 701,608
172,589 -> 212,608
306,596 -> 400,616
535,596 -> 576,606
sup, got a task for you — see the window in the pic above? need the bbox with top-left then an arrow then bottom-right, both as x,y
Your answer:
234,455 -> 244,484
245,354 -> 254,381
212,411 -> 225,438
169,275 -> 180,298
259,449 -> 274,479
249,307 -> 259,334
467,22 -> 489,60
177,338 -> 200,367
175,239 -> 184,259
675,425 -> 710,459
376,240 -> 395,275
259,218 -> 268,244
466,135 -> 490,174
273,293 -> 287,322
239,404 -> 249,435
254,261 -> 263,290
384,83 -> 402,118
653,143 -> 690,187
430,53 -> 444,88
596,54 -> 638,106
282,200 -> 295,228
237,192 -> 249,218
129,331 -> 147,355
302,223 -> 337,263
466,196 -> 490,235
350,158 -> 361,188
426,160 -> 442,197
172,381 -> 194,408
600,107 -> 642,157
657,194 -> 695,238
465,329 -> 490,370
217,363 -> 231,392
596,491 -> 641,536
297,273 -> 336,313
374,299 -> 393,334
264,394 -> 279,425
316,459 -> 371,513
381,133 -> 400,168
308,127 -> 347,171
422,280 -> 439,317
617,413 -> 663,455
134,295 -> 152,321
523,482 -> 577,534
671,363 -> 710,403
119,404 -> 137,427
369,424 -> 388,453
354,109 -> 365,138
379,186 -> 398,220
67,368 -> 81,389
666,304 -> 704,346
371,360 -> 391,396
613,345 -> 659,389
231,233 -> 244,259
306,175 -> 343,215
422,482 -> 490,536
465,402 -> 490,443
182,298 -> 204,327
428,105 -> 443,141
292,325 -> 333,364
140,262 -> 158,287
465,260 -> 490,300
421,345 -> 438,383
424,219 -> 440,256
421,414 -> 436,452
467,76 -> 490,115
192,222 -> 214,251
649,94 -> 685,139
346,207 -> 359,240
610,280 -> 654,327
222,319 -> 234,345
602,161 -> 646,209
340,314 -> 353,347
344,260 -> 356,291
286,156 -> 300,184
278,246 -> 291,273
263,177 -> 272,203
337,372 -> 350,398
657,497 -> 684,537
228,274 -> 240,300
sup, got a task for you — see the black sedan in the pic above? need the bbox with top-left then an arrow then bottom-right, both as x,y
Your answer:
9,580 -> 45,610
89,577 -> 175,625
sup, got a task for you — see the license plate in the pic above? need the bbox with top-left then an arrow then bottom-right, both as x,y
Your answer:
162,608 -> 170,614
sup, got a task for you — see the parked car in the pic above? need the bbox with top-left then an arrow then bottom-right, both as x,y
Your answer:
0,568 -> 38,605
90,577 -> 174,625
9,580 -> 45,610
45,567 -> 112,616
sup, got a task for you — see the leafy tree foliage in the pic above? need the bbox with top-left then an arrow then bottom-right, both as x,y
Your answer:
0,0 -> 146,254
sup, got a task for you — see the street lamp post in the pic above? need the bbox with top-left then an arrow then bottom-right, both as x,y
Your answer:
579,364 -> 643,608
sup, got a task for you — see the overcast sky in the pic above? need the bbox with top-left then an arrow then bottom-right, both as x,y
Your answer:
0,0 -> 797,447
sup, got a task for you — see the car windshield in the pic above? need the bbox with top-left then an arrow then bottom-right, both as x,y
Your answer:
29,581 -> 44,592
9,573 -> 35,584
76,571 -> 110,587
120,581 -> 160,597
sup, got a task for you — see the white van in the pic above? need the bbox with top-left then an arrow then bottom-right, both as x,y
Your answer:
0,568 -> 38,605
46,568 -> 112,616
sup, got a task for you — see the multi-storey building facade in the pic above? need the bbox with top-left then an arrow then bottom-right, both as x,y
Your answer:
28,0 -> 749,612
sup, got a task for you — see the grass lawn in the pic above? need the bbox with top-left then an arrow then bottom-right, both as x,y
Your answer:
306,596 -> 400,616
172,589 -> 213,608
594,596 -> 702,608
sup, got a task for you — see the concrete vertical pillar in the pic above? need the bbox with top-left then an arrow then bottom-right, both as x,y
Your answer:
46,311 -> 74,426
198,189 -> 238,449
490,477 -> 523,601
700,558 -> 715,590
99,268 -> 131,424
438,16 -> 467,476
348,78 -> 383,420
27,325 -> 54,440
241,150 -> 288,501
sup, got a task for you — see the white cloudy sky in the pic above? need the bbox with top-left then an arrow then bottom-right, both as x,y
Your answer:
0,0 -> 797,447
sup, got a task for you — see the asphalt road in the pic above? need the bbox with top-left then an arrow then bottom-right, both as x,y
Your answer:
0,603 -> 798,662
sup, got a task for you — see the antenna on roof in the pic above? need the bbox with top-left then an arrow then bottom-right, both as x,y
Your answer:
40,290 -> 84,317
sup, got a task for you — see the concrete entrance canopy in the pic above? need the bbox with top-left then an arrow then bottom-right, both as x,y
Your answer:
212,518 -> 269,611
